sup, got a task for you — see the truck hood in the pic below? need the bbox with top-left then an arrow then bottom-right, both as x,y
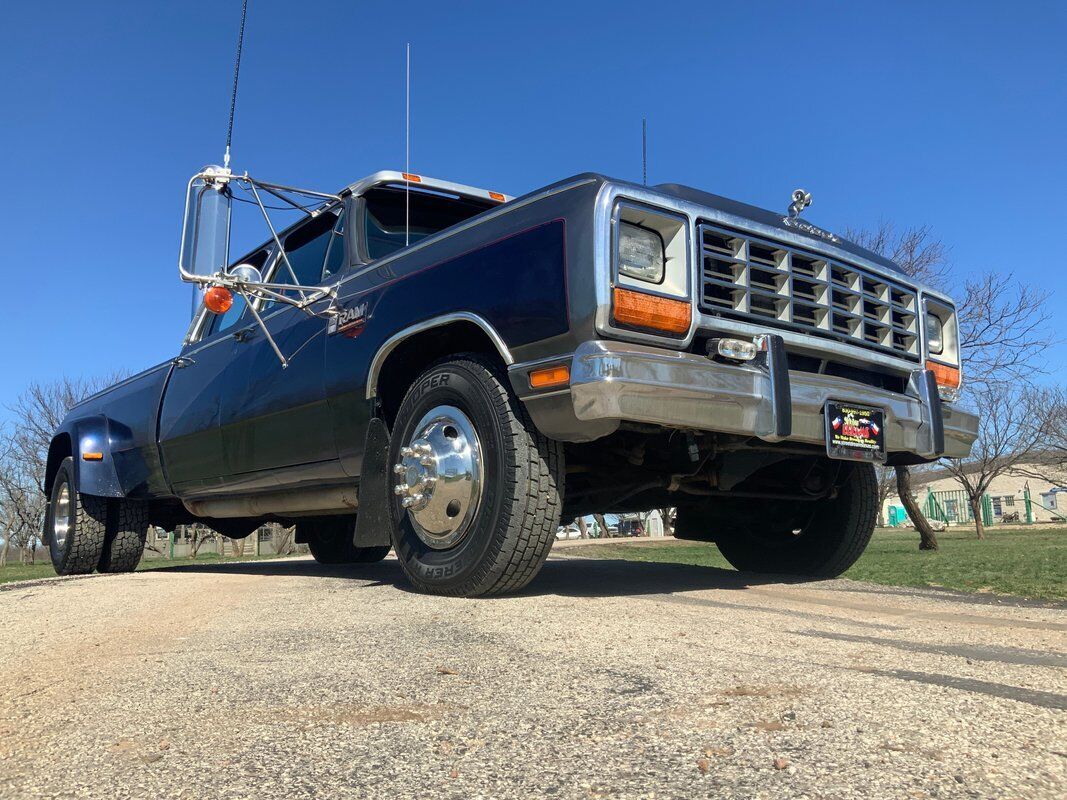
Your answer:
653,182 -> 903,276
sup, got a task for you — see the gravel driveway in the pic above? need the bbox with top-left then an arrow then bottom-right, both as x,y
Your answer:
0,547 -> 1064,799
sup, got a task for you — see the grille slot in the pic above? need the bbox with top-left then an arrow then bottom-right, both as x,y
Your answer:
698,223 -> 920,360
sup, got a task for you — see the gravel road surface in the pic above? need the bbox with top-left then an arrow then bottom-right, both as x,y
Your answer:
1,546 -> 1064,799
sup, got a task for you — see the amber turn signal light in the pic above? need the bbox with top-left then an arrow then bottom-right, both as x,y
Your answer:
82,452 -> 103,461
204,286 -> 234,314
612,287 -> 690,335
529,365 -> 570,389
926,360 -> 960,389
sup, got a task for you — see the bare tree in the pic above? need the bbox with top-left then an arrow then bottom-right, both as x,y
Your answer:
1015,389 -> 1067,481
271,524 -> 295,556
593,513 -> 609,539
844,223 -> 951,289
846,222 -> 1053,547
874,466 -> 894,527
956,274 -> 1054,390
658,507 -> 674,537
942,385 -> 1052,539
575,516 -> 589,539
895,467 -> 940,550
3,374 -> 129,562
0,374 -> 126,563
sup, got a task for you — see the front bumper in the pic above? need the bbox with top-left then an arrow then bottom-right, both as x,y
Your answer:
531,340 -> 977,459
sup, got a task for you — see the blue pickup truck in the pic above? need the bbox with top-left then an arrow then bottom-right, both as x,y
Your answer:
44,168 -> 977,595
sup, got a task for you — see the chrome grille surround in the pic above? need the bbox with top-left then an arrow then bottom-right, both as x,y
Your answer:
698,222 -> 920,361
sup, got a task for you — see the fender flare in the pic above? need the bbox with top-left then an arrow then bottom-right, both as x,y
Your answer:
364,312 -> 513,400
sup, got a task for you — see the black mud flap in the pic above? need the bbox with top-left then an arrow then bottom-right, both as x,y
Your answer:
353,417 -> 395,549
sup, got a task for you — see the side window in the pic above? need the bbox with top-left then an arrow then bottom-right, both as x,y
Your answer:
206,248 -> 271,337
363,187 -> 493,260
275,211 -> 339,289
322,213 -> 346,279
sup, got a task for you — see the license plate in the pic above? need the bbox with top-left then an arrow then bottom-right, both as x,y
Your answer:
825,401 -> 886,462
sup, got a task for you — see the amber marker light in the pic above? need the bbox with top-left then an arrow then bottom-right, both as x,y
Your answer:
488,191 -> 506,202
926,360 -> 961,389
529,365 -> 570,389
204,286 -> 234,314
612,287 -> 691,335
402,172 -> 422,183
82,452 -> 103,461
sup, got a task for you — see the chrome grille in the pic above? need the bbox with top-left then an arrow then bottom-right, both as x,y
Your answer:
698,223 -> 920,360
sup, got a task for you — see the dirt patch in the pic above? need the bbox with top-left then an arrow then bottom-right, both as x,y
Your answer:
722,684 -> 808,699
272,703 -> 452,727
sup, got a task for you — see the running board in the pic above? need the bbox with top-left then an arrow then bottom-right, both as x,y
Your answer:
183,485 -> 358,519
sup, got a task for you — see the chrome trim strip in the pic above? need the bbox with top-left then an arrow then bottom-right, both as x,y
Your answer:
366,313 -> 514,399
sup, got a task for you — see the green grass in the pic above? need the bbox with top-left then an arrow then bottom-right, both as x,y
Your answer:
572,527 -> 1067,601
0,551 -> 291,586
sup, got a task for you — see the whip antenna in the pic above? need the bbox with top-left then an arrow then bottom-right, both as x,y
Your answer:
224,0 -> 249,170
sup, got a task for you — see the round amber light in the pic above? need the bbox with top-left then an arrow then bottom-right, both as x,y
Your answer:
204,286 -> 234,314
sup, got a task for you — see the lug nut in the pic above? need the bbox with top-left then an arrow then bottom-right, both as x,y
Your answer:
400,446 -> 414,458
393,464 -> 406,475
401,494 -> 423,508
393,484 -> 408,495
419,456 -> 435,466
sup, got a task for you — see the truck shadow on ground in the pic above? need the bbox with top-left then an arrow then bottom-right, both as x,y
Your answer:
150,554 -> 804,598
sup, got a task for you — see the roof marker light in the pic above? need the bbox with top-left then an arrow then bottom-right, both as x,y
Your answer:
402,172 -> 422,183
488,191 -> 506,202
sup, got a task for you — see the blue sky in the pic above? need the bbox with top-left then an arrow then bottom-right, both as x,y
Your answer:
1,1 -> 1064,421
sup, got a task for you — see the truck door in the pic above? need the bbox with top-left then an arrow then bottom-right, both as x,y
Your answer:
158,298 -> 244,494
218,209 -> 346,484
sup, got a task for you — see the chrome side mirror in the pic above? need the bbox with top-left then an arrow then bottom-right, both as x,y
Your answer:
227,263 -> 264,285
179,166 -> 233,318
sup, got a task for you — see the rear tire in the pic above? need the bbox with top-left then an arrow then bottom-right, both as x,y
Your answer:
98,499 -> 149,573
387,355 -> 564,597
300,517 -> 390,565
46,457 -> 108,576
685,463 -> 877,578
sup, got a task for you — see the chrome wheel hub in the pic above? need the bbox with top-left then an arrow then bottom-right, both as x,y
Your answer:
53,481 -> 71,552
393,405 -> 483,550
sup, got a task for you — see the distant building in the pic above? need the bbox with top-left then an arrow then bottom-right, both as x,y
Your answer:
882,460 -> 1067,527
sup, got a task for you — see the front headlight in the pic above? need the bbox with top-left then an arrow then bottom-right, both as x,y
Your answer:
926,312 -> 944,355
618,223 -> 665,283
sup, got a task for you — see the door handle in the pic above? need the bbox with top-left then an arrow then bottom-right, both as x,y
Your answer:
234,327 -> 256,343
173,356 -> 195,369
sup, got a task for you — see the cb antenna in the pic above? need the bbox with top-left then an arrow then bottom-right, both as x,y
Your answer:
224,0 -> 250,170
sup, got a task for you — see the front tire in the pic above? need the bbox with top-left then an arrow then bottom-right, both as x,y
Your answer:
388,355 -> 564,597
683,463 -> 877,578
46,457 -> 108,575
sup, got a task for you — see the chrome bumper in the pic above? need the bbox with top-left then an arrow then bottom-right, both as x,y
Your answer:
567,340 -> 977,459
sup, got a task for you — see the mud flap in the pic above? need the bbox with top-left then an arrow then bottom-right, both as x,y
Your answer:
353,417 -> 394,549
